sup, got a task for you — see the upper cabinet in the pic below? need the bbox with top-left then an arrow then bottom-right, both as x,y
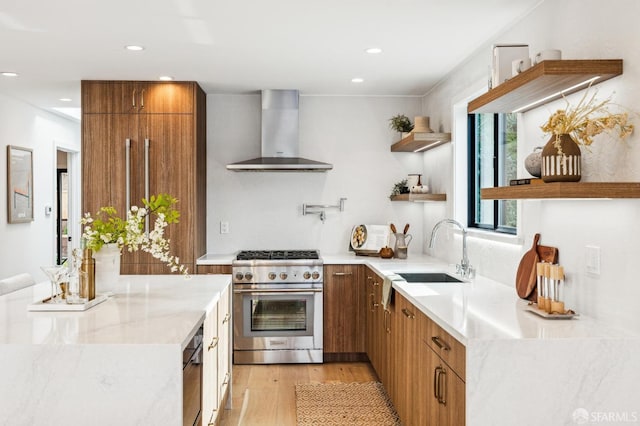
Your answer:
468,60 -> 623,114
82,81 -> 195,114
391,132 -> 452,153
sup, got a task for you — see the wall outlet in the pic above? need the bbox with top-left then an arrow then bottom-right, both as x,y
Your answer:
585,245 -> 600,275
220,221 -> 229,234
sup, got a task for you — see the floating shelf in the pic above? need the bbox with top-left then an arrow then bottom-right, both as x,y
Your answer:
481,182 -> 640,200
468,59 -> 623,114
391,132 -> 452,152
390,193 -> 447,202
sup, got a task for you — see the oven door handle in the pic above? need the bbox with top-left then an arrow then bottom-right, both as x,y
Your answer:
233,288 -> 323,294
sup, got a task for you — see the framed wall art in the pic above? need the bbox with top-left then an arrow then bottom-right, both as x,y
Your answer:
7,145 -> 34,223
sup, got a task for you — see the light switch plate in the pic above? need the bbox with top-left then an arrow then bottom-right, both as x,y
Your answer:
585,245 -> 600,275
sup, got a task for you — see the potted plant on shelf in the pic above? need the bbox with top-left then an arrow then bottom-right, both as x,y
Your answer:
540,89 -> 634,182
80,193 -> 188,291
389,114 -> 414,138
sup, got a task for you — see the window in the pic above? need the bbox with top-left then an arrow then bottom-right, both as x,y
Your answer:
468,113 -> 517,233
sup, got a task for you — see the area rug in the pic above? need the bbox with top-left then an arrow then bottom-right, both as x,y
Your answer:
295,381 -> 401,425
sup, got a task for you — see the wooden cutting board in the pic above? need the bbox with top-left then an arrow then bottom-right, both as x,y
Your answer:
515,233 -> 558,301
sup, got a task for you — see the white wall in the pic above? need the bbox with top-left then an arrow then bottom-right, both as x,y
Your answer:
0,93 -> 80,280
421,0 -> 640,332
206,94 -> 425,255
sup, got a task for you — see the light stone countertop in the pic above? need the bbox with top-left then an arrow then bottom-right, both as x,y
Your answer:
0,274 -> 231,426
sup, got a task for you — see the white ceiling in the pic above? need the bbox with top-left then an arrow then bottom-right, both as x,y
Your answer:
0,0 -> 542,117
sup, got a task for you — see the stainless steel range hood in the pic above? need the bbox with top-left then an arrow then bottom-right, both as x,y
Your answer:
226,90 -> 333,172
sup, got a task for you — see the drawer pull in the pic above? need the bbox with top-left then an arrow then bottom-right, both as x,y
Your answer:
222,372 -> 230,386
208,336 -> 219,351
401,308 -> 415,319
431,336 -> 451,351
374,281 -> 380,286
222,313 -> 230,324
333,272 -> 353,276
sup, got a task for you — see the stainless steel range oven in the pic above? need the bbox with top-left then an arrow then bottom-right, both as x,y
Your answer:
232,250 -> 323,364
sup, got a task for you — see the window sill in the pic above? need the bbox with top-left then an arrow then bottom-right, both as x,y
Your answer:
465,227 -> 523,246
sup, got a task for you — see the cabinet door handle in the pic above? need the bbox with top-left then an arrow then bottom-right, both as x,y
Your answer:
431,336 -> 451,352
366,275 -> 373,281
208,336 -> 219,351
144,138 -> 150,234
438,367 -> 447,405
401,308 -> 415,319
222,372 -> 230,386
433,366 -> 440,401
125,138 -> 131,212
332,272 -> 353,276
132,89 -> 136,109
222,313 -> 230,324
374,281 -> 380,287
384,309 -> 391,334
140,89 -> 145,110
369,293 -> 379,311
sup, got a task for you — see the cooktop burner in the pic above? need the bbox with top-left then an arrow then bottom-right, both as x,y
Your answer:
236,250 -> 320,261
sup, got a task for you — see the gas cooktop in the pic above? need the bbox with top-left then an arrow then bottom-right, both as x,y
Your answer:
236,250 -> 320,261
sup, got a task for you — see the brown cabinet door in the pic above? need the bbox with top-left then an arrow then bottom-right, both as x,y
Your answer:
364,268 -> 381,365
82,81 -> 194,114
393,293 -> 421,425
323,265 -> 365,354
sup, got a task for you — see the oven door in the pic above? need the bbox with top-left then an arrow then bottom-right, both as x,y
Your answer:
233,285 -> 323,351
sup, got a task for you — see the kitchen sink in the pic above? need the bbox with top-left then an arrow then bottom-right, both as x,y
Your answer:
395,272 -> 463,283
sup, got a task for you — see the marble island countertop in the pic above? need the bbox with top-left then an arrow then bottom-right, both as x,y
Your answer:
0,274 -> 231,426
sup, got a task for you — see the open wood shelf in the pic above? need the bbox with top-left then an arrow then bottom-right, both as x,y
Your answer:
391,132 -> 451,152
390,193 -> 447,202
481,182 -> 640,200
468,59 -> 623,114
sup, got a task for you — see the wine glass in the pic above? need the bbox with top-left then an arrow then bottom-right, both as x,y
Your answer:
40,265 -> 69,304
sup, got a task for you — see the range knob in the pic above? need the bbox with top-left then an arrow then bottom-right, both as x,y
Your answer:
303,271 -> 311,280
244,272 -> 253,281
311,271 -> 320,280
280,272 -> 288,280
235,272 -> 244,281
268,272 -> 276,280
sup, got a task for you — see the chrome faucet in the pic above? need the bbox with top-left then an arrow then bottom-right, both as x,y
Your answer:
428,219 -> 474,279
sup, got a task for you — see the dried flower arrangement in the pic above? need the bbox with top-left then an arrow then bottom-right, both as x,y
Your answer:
540,89 -> 634,154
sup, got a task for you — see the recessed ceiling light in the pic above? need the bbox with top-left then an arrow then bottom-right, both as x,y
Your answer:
351,77 -> 364,83
125,45 -> 145,51
365,47 -> 382,54
159,76 -> 174,81
1,72 -> 18,77
59,98 -> 72,102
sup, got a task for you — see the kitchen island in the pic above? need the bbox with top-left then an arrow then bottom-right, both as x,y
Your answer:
0,274 -> 231,426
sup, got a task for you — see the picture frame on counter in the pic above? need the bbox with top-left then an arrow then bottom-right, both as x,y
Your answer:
7,145 -> 33,223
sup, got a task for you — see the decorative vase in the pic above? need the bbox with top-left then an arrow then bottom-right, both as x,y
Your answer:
524,146 -> 543,178
541,134 -> 581,182
93,243 -> 120,294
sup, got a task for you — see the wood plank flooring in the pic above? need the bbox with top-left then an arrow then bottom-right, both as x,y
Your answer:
219,362 -> 379,426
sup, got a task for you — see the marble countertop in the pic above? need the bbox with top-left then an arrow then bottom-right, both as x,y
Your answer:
0,274 -> 231,349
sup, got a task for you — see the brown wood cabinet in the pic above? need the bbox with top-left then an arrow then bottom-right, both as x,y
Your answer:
81,80 -> 207,274
362,268 -> 466,426
197,265 -> 233,275
323,264 -> 366,359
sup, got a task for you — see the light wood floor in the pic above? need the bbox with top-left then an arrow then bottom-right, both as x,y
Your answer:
219,362 -> 379,426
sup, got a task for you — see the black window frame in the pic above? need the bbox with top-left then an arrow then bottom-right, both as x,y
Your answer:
467,113 -> 517,235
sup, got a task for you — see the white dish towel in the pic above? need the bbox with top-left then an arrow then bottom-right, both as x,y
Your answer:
381,273 -> 404,310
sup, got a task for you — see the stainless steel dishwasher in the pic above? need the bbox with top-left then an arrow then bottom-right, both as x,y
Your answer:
183,326 -> 203,426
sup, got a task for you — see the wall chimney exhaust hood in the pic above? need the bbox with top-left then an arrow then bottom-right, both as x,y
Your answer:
226,90 -> 333,172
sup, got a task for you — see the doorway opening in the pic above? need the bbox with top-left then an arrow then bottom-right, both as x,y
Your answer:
55,147 -> 80,266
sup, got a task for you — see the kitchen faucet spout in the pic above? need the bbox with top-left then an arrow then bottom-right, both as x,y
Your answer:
428,219 -> 474,279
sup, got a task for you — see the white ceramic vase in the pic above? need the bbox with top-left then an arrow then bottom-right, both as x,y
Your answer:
93,243 -> 121,294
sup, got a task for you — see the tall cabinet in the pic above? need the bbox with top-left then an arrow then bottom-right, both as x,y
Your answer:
81,81 -> 207,274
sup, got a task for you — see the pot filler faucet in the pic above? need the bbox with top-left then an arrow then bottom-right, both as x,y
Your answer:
428,219 -> 474,279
